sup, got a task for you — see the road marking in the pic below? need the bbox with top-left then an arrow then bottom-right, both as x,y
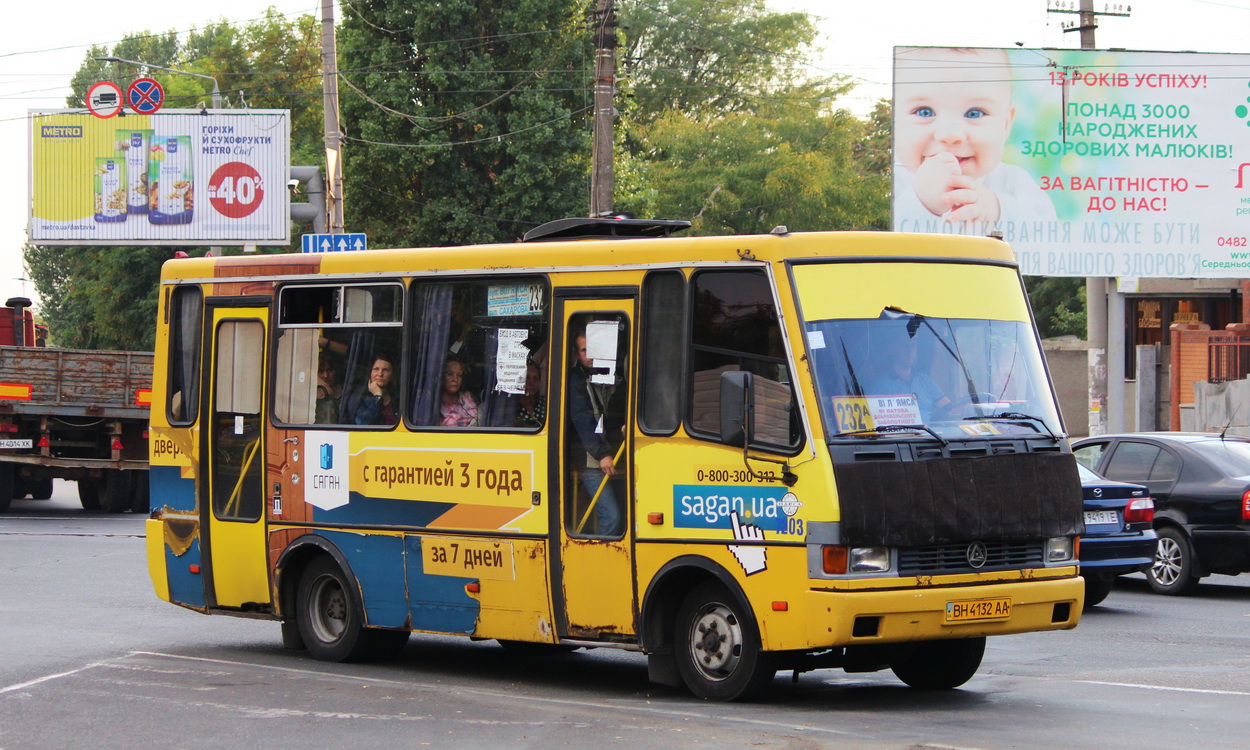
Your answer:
0,661 -> 110,695
131,651 -> 856,736
1076,680 -> 1250,696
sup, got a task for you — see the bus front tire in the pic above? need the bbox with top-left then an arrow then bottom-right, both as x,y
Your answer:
296,556 -> 408,662
890,637 -> 985,690
674,581 -> 775,701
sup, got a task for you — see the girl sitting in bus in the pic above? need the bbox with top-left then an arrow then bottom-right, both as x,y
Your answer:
353,353 -> 398,425
440,354 -> 479,427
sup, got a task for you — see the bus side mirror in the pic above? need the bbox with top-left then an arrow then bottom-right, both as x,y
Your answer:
719,370 -> 754,447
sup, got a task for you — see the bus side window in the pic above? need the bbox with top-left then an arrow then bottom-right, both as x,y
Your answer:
687,269 -> 799,450
409,278 -> 548,429
640,270 -> 685,434
167,285 -> 203,425
274,283 -> 403,427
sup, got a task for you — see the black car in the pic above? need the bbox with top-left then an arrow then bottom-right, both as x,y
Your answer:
1072,432 -> 1250,595
1076,463 -> 1155,607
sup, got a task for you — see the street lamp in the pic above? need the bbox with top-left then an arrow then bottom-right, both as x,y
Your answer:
94,56 -> 221,108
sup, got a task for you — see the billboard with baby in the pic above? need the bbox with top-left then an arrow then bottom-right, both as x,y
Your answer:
892,47 -> 1250,278
28,109 -> 290,245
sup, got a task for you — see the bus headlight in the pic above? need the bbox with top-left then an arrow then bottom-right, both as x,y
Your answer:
848,546 -> 891,573
1045,536 -> 1074,563
821,546 -> 891,574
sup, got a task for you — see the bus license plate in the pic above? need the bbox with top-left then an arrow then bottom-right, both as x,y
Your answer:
0,439 -> 32,449
945,597 -> 1012,623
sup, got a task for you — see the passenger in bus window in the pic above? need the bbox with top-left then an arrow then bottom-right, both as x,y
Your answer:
440,354 -> 479,427
568,329 -> 625,535
315,351 -> 343,424
353,353 -> 398,425
514,361 -> 546,428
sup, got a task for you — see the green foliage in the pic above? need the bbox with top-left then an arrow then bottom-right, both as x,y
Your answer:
23,246 -> 175,351
1025,276 -> 1087,339
620,0 -> 819,123
620,89 -> 888,234
337,0 -> 594,246
615,0 -> 888,232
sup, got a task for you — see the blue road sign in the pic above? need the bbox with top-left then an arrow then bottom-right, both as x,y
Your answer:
301,233 -> 368,253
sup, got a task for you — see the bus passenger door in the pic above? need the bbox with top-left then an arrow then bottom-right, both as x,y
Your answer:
203,306 -> 271,609
552,297 -> 636,640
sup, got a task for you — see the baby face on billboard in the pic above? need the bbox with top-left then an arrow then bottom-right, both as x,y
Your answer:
895,48 -> 1016,220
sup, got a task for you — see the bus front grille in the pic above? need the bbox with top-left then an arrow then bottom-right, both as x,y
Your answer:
898,541 -> 1045,575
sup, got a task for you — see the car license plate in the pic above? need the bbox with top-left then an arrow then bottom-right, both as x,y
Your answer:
1083,510 -> 1119,526
0,439 -> 32,449
945,597 -> 1012,623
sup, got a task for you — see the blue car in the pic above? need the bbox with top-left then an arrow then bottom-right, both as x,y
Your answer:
1077,463 -> 1157,607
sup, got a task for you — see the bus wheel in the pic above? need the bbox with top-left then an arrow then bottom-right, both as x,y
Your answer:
890,637 -> 985,690
296,556 -> 409,662
674,581 -> 775,701
77,479 -> 101,510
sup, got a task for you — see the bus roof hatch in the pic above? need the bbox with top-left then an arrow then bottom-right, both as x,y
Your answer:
522,216 -> 692,242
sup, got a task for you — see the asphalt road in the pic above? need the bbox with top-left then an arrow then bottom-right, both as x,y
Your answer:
2,481 -> 1249,749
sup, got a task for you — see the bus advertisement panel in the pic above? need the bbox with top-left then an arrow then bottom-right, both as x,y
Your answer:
892,47 -> 1250,278
28,109 -> 290,245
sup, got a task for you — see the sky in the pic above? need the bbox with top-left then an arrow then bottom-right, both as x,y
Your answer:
3,0 -> 1249,313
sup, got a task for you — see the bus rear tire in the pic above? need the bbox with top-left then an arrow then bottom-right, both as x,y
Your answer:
296,556 -> 408,662
890,637 -> 985,690
674,581 -> 775,701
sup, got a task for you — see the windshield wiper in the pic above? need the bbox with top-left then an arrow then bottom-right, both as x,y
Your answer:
965,412 -> 1061,440
836,423 -> 948,446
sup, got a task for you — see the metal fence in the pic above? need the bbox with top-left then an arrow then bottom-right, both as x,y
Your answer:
1208,337 -> 1250,383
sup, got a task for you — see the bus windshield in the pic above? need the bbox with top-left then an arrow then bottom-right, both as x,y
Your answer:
805,308 -> 1062,440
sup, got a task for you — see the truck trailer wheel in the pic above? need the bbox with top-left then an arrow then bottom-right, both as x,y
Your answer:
0,464 -> 13,512
99,471 -> 133,514
29,477 -> 54,501
129,471 -> 150,513
77,479 -> 101,510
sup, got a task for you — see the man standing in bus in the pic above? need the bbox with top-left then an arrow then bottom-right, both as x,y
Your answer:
568,324 -> 625,536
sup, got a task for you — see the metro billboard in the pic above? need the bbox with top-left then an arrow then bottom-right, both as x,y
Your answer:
892,47 -> 1250,278
28,109 -> 290,245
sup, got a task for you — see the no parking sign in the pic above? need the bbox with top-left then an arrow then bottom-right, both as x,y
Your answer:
126,78 -> 164,114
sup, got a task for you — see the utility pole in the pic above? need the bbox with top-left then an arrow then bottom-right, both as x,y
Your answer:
321,0 -> 344,233
590,0 -> 617,217
1047,0 -> 1130,436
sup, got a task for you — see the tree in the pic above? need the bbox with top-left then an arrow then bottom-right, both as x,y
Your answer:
620,87 -> 888,234
337,0 -> 594,247
620,0 -> 820,123
614,0 -> 888,232
1025,276 -> 1087,339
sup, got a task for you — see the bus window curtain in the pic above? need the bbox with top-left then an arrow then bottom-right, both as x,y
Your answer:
336,330 -> 378,422
409,284 -> 453,425
479,327 -> 519,427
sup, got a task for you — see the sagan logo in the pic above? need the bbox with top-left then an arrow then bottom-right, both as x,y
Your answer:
319,443 -> 333,470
